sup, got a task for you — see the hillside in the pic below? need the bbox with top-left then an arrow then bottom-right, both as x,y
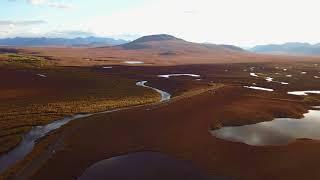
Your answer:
117,34 -> 245,54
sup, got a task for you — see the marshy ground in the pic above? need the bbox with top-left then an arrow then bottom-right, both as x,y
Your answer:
0,54 -> 160,156
1,51 -> 320,180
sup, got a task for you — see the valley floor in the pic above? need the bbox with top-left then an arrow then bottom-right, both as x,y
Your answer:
1,52 -> 320,179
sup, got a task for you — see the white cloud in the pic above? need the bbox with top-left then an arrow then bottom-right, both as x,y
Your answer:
27,0 -> 46,5
5,0 -> 320,45
0,20 -> 46,26
83,0 -> 320,46
0,20 -> 47,38
48,2 -> 74,9
20,0 -> 74,9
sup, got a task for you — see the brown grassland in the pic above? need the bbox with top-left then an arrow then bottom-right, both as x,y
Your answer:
0,53 -> 160,156
1,46 -> 320,180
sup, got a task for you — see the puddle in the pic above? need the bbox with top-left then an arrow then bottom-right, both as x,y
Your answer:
123,61 -> 144,64
265,77 -> 288,85
102,66 -> 112,69
158,74 -> 200,78
288,91 -> 320,96
212,109 -> 320,146
244,86 -> 274,92
36,74 -> 46,78
250,73 -> 258,77
265,77 -> 273,82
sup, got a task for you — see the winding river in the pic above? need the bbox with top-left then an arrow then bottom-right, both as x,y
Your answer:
136,81 -> 171,102
0,81 -> 171,174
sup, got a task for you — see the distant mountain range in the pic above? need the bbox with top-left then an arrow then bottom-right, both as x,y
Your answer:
5,34 -> 309,65
251,42 -> 320,56
0,37 -> 128,47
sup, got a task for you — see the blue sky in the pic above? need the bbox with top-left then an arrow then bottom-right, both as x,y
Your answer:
2,0 -> 145,21
1,0 -> 320,46
1,0 -> 146,39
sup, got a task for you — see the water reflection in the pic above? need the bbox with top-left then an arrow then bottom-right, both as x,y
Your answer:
288,91 -> 320,96
78,152 -> 230,180
0,81 -> 171,174
136,81 -> 171,102
212,110 -> 320,146
0,114 -> 92,173
244,86 -> 274,92
158,74 -> 200,78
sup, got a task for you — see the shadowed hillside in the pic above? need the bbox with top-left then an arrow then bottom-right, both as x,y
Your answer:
118,34 -> 245,54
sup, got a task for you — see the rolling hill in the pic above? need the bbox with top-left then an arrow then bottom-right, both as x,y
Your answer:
117,34 -> 245,54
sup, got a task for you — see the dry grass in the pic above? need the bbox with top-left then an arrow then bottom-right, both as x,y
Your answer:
0,58 -> 160,155
0,53 -> 51,68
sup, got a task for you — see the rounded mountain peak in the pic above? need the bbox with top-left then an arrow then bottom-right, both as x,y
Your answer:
133,34 -> 183,43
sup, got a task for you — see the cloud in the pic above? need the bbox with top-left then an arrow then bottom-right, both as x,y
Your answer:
0,20 -> 47,26
0,20 -> 47,37
9,0 -> 74,9
183,10 -> 199,14
48,2 -> 74,9
44,30 -> 96,38
84,0 -> 320,46
27,0 -> 46,5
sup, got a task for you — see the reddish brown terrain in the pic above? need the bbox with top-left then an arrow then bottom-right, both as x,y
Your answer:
1,35 -> 320,180
15,34 -> 320,66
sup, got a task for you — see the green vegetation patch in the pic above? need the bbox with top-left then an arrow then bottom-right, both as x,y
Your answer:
0,53 -> 49,68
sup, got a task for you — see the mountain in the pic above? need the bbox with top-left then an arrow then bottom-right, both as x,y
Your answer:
20,34 -> 320,66
0,37 -> 128,47
250,42 -> 320,55
117,34 -> 245,54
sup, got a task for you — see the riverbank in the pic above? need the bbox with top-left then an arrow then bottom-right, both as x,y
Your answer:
0,80 -> 172,176
1,81 -> 224,179
0,67 -> 160,157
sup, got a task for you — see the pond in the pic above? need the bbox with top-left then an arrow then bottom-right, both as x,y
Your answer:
211,109 -> 320,146
78,152 -> 229,180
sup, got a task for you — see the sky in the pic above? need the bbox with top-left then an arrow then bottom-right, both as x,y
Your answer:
1,0 -> 320,47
